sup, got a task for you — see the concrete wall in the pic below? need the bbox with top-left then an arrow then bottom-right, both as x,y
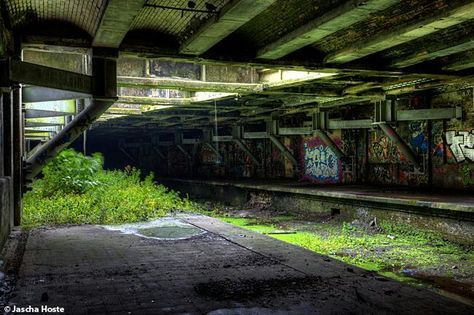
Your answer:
0,177 -> 13,249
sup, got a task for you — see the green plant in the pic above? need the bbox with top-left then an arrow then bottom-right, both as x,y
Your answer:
22,149 -> 202,228
39,149 -> 103,196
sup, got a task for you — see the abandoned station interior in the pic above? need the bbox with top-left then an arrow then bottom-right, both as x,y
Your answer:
1,0 -> 474,314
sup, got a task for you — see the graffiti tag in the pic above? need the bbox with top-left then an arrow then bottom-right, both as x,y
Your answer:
446,131 -> 474,162
302,140 -> 341,184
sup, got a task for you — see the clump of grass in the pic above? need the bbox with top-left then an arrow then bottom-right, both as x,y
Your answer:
22,149 -> 201,228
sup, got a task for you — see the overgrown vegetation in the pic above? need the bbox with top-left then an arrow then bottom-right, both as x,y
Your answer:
217,215 -> 473,289
23,149 -> 200,227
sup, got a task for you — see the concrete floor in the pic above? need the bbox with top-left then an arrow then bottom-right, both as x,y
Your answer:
5,215 -> 473,314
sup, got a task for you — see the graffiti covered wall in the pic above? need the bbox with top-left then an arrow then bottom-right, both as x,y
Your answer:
432,88 -> 474,189
300,135 -> 343,184
97,86 -> 474,191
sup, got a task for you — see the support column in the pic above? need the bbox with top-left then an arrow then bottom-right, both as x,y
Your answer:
1,91 -> 12,174
311,112 -> 345,159
203,129 -> 223,163
0,93 -> 3,177
175,132 -> 191,161
313,130 -> 345,159
12,84 -> 22,225
1,86 -> 14,229
266,119 -> 298,168
233,126 -> 260,166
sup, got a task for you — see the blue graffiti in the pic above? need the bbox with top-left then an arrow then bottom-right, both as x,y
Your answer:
303,144 -> 340,183
409,122 -> 428,154
410,133 -> 428,154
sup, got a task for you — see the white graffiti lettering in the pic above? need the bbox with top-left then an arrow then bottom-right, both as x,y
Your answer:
304,144 -> 340,181
446,131 -> 474,162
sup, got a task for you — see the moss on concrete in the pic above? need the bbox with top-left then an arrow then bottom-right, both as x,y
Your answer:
216,214 -> 474,301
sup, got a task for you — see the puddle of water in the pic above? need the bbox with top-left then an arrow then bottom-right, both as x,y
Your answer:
400,268 -> 474,306
102,218 -> 205,240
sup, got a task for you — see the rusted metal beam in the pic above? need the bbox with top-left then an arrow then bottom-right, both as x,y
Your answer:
212,135 -> 233,142
328,119 -> 373,129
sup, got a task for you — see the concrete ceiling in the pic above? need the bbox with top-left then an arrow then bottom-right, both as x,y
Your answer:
3,0 -> 474,137
1,0 -> 473,74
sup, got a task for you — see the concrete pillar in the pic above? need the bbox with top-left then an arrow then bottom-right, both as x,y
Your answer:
12,84 -> 22,225
0,93 -> 4,176
1,89 -> 13,178
1,87 -> 14,231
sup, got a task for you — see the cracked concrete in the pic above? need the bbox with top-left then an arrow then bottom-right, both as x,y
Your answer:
3,215 -> 472,314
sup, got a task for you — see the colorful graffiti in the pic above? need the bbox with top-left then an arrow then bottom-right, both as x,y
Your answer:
301,136 -> 342,184
446,130 -> 474,162
408,121 -> 428,154
369,130 -> 399,163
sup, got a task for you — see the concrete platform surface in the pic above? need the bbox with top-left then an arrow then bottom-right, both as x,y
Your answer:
164,178 -> 474,213
7,215 -> 473,314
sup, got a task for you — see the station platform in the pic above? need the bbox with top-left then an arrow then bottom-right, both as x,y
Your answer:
159,178 -> 474,216
5,215 -> 472,314
158,179 -> 474,244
